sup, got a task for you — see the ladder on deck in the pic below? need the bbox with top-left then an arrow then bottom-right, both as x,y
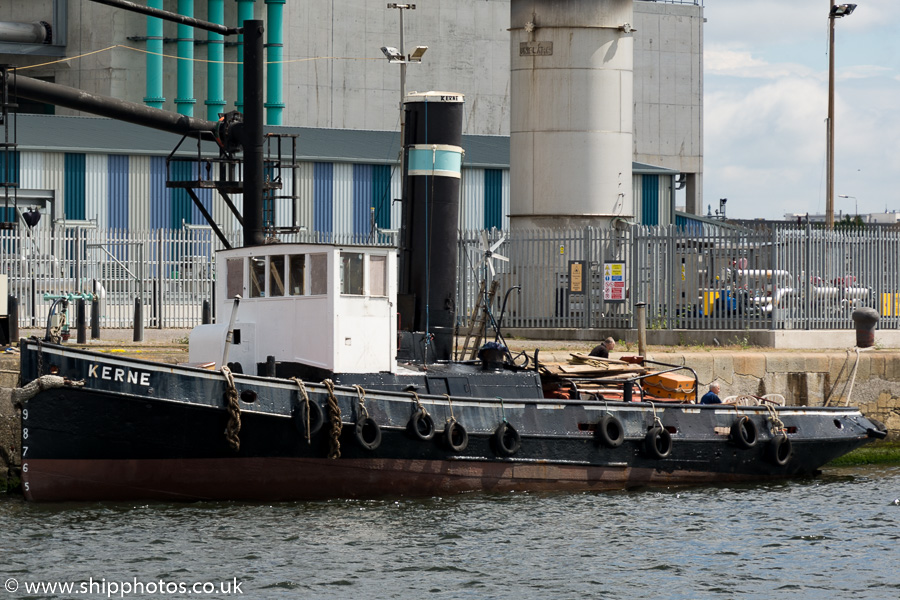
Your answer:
459,279 -> 500,360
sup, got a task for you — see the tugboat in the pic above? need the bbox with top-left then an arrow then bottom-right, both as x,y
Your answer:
9,18 -> 886,503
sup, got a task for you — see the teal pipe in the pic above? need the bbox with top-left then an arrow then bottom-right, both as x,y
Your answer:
235,0 -> 256,112
264,0 -> 285,125
175,0 -> 196,116
143,0 -> 165,108
205,0 -> 226,120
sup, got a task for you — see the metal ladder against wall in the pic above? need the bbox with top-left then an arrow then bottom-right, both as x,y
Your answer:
459,278 -> 500,360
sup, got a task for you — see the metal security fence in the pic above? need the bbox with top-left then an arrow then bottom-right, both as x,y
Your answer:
2,223 -> 898,332
457,224 -> 900,332
0,226 -> 393,330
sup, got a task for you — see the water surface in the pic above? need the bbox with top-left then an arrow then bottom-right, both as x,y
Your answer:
2,466 -> 898,599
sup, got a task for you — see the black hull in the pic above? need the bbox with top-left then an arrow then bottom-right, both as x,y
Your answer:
17,341 -> 879,502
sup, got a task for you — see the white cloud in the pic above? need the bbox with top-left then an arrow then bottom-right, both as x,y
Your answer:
702,1 -> 900,219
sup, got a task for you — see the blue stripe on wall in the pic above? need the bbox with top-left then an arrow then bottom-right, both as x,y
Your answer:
353,164 -> 372,236
313,162 -> 333,235
0,149 -> 19,186
187,162 -> 213,226
64,153 -> 86,220
0,150 -> 19,223
641,174 -> 659,226
372,164 -> 392,229
484,169 -> 503,230
171,161 -> 193,230
108,155 -> 129,230
149,156 -> 169,229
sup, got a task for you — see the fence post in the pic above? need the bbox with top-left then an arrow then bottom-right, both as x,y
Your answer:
583,226 -> 592,330
636,301 -> 647,357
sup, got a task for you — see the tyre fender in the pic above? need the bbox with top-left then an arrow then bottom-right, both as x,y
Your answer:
354,417 -> 382,451
407,410 -> 436,441
492,421 -> 521,456
730,415 -> 758,449
596,414 -> 625,448
443,418 -> 468,453
767,434 -> 792,466
644,426 -> 672,459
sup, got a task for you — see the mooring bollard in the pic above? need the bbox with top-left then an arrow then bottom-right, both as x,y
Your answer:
133,297 -> 144,342
8,295 -> 19,342
76,298 -> 87,344
91,297 -> 100,339
635,301 -> 647,359
852,307 -> 879,348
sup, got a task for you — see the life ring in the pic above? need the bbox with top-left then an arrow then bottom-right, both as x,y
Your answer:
354,417 -> 382,451
595,414 -> 625,448
492,421 -> 521,456
292,401 -> 325,438
730,415 -> 758,449
443,418 -> 468,452
767,434 -> 792,466
407,410 -> 436,441
644,426 -> 672,459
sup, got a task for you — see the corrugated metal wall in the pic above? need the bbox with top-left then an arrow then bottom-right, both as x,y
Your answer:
5,149 -> 667,236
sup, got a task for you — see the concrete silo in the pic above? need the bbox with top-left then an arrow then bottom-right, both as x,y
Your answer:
510,0 -> 634,229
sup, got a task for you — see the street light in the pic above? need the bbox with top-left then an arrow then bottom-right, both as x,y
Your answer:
838,194 -> 858,220
382,4 -> 427,179
825,2 -> 857,229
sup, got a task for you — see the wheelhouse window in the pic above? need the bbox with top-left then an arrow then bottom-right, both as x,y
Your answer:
341,252 -> 364,295
269,255 -> 285,297
289,254 -> 305,295
226,258 -> 243,299
310,253 -> 328,295
369,255 -> 387,297
249,257 -> 266,298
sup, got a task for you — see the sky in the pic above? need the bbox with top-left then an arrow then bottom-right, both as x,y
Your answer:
701,0 -> 900,220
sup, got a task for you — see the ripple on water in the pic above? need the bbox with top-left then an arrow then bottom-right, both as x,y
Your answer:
1,467 -> 899,599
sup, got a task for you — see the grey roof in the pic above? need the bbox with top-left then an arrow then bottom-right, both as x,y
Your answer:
10,114 -> 510,168
9,114 -> 672,174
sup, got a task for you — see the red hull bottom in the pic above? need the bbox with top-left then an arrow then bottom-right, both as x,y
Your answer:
22,458 -> 774,502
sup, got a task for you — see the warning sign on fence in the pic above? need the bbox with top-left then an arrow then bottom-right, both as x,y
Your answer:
603,261 -> 626,302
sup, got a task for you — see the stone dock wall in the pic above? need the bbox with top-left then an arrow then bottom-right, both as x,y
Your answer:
2,348 -> 899,490
643,350 -> 900,438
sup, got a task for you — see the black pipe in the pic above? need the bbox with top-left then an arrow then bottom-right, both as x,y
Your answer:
91,297 -> 100,339
241,20 -> 266,247
76,298 -> 86,344
87,0 -> 241,36
10,74 -> 218,139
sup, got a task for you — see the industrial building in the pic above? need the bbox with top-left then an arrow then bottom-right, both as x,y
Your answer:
1,0 -> 704,234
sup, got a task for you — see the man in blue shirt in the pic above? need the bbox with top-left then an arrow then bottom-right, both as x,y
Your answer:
701,382 -> 722,404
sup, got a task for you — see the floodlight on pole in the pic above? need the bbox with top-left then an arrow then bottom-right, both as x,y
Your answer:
825,1 -> 857,230
838,194 -> 858,219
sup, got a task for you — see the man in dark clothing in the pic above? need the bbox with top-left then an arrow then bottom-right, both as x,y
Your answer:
589,337 -> 616,359
700,382 -> 722,404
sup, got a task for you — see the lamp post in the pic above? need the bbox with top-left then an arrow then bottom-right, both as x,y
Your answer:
838,194 -> 857,221
382,4 -> 427,180
826,2 -> 857,230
